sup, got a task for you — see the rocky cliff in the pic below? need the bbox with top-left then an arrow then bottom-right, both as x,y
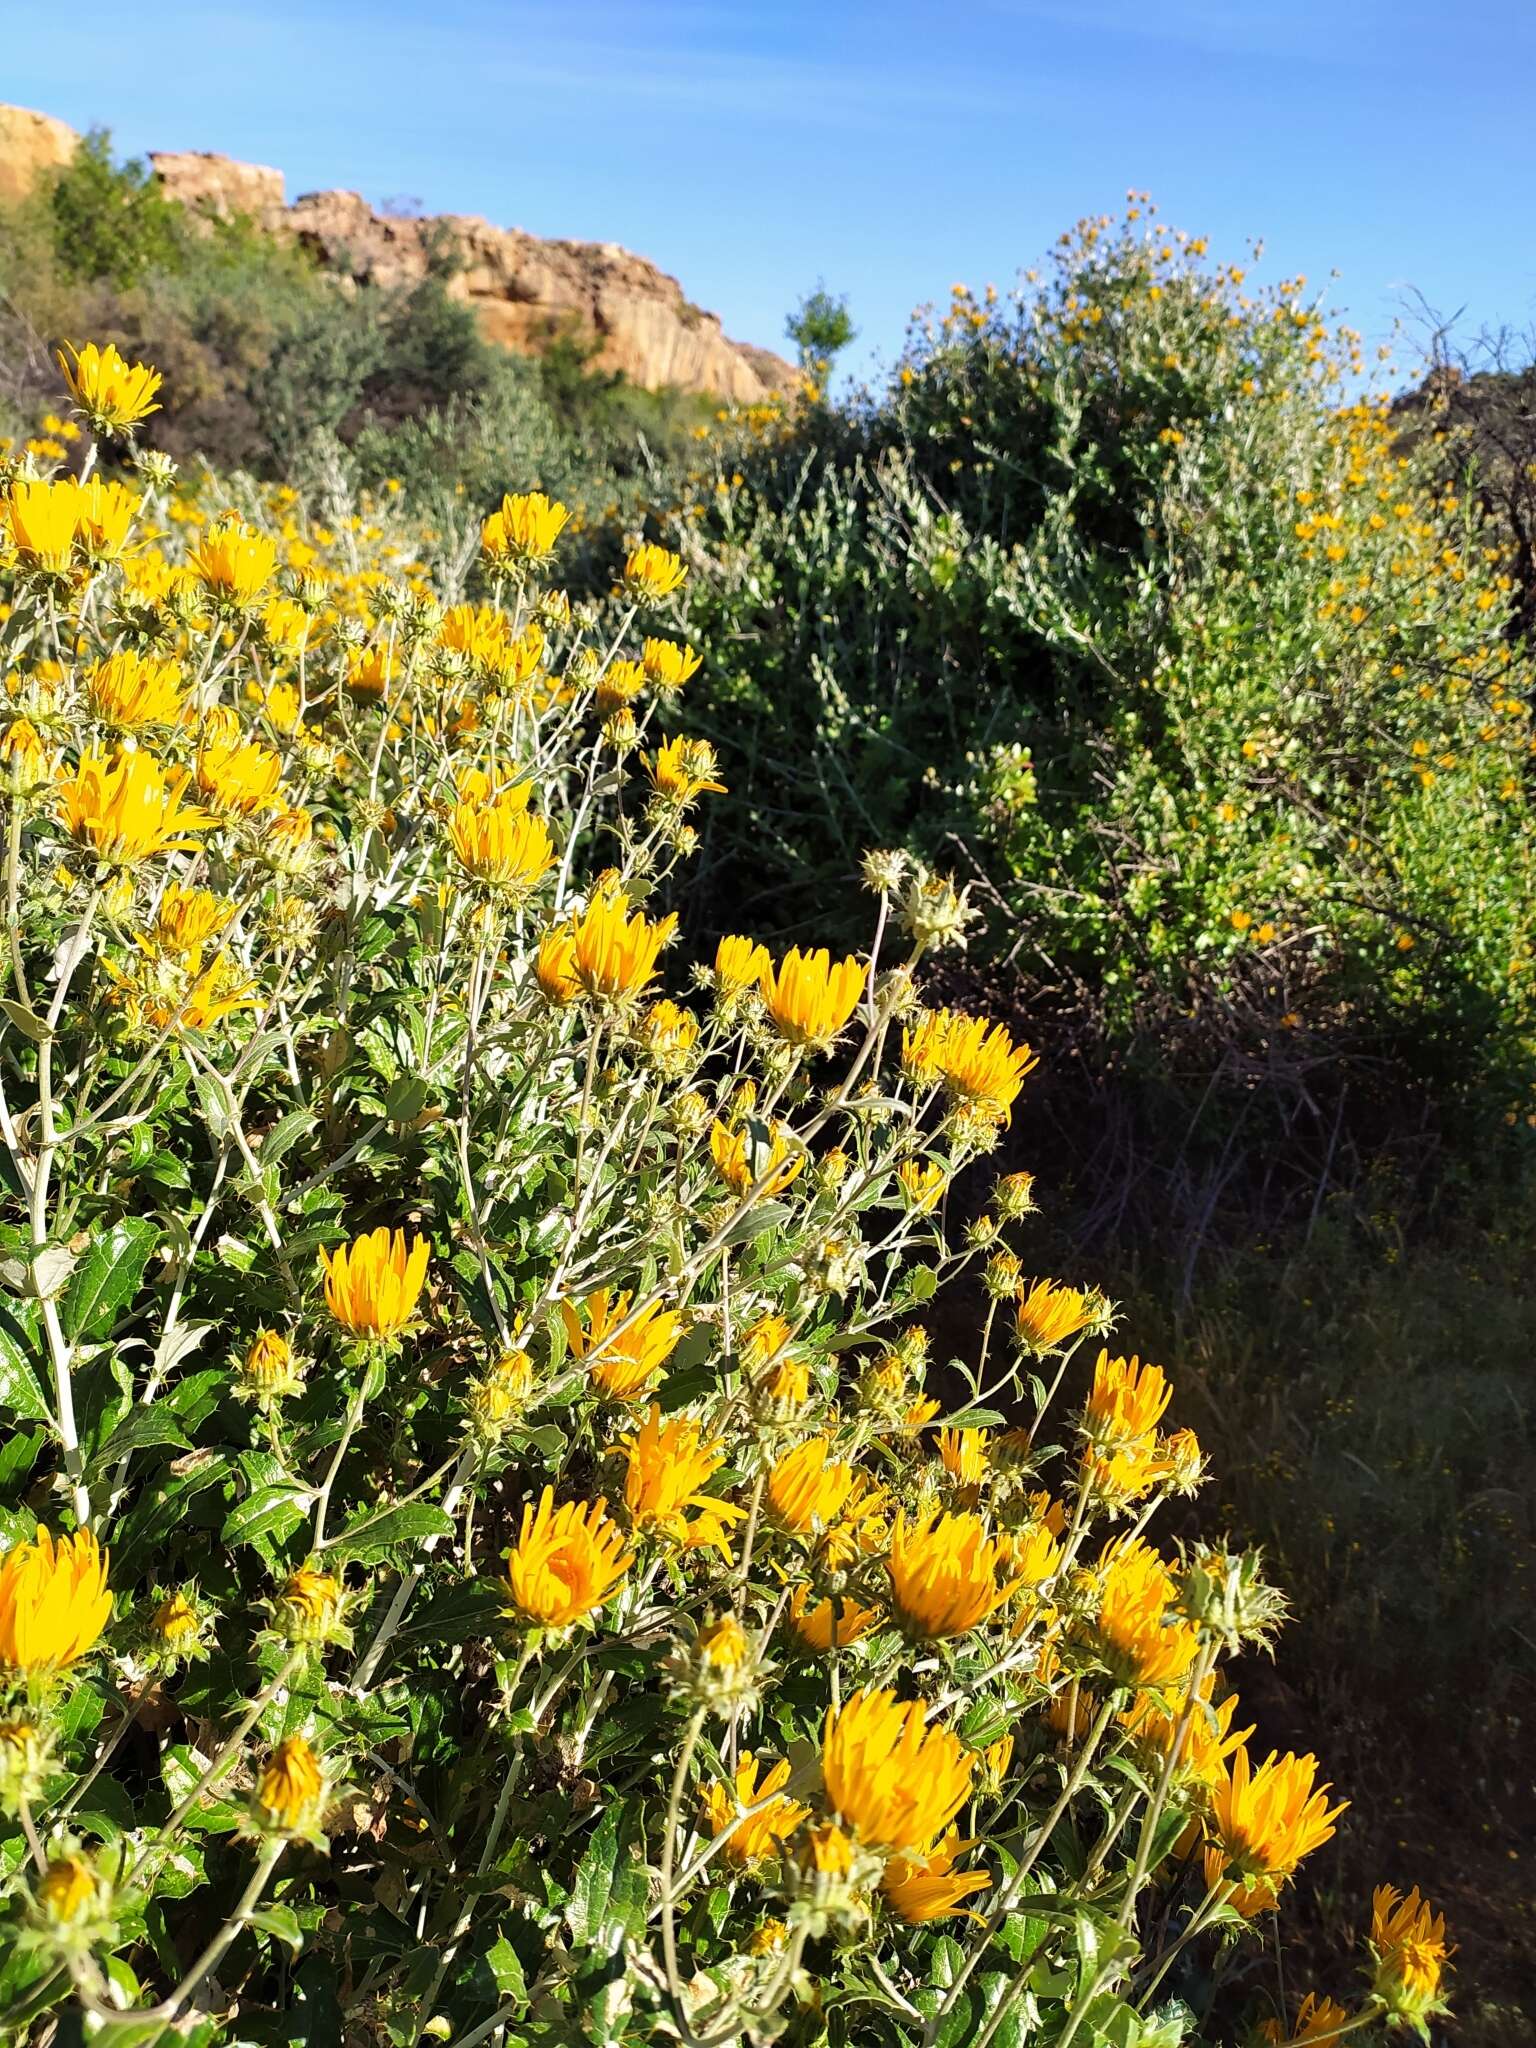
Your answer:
0,107 -> 791,403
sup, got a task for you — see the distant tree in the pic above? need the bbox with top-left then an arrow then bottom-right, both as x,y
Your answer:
48,129 -> 187,289
786,283 -> 856,379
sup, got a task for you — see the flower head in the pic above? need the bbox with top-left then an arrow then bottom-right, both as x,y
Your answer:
319,1227 -> 430,1342
1083,1351 -> 1172,1447
1259,1994 -> 1355,2045
562,1287 -> 682,1402
645,735 -> 726,808
759,946 -> 867,1049
5,479 -> 82,574
902,1008 -> 1037,1122
881,1830 -> 990,1923
482,491 -> 569,565
701,1753 -> 809,1865
55,750 -> 210,868
252,1733 -> 326,1835
195,718 -> 284,818
1209,1746 -> 1347,1884
641,637 -> 702,695
766,1436 -> 858,1537
1014,1278 -> 1105,1355
448,795 -> 554,894
569,893 -> 677,1002
714,933 -> 770,992
1370,1883 -> 1452,2024
534,926 -> 580,1004
86,651 -> 184,733
503,1487 -> 631,1629
887,1508 -> 1019,1639
58,342 -> 162,434
1086,1538 -> 1199,1688
822,1689 -> 976,1852
0,1527 -> 111,1681
617,1405 -> 742,1552
623,542 -> 687,601
788,1583 -> 880,1651
709,1116 -> 804,1196
189,522 -> 277,606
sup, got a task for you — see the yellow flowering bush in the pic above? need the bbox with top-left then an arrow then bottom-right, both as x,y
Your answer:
0,351 -> 1450,2047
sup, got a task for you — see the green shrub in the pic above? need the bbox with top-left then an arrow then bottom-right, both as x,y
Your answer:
665,212 -> 1536,1139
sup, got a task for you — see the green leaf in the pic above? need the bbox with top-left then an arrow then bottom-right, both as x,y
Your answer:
565,1804 -> 646,1950
396,1579 -> 507,1650
0,1309 -> 49,1423
63,1218 -> 160,1343
485,1934 -> 528,2009
91,1404 -> 191,1471
248,1902 -> 306,1954
222,1482 -> 312,1550
326,1502 -> 453,1562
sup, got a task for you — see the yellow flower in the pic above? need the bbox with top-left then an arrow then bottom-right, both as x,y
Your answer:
1087,1538 -> 1199,1687
938,1427 -> 990,1486
641,637 -> 702,695
700,1753 -> 809,1865
503,1487 -> 631,1628
252,1733 -> 326,1833
151,1590 -> 201,1650
36,1853 -> 103,1928
887,1507 -> 1019,1639
1014,1278 -> 1103,1354
1006,1518 -> 1063,1589
766,1436 -> 857,1536
0,718 -> 52,792
1083,1350 -> 1172,1447
319,1227 -> 431,1342
4,478 -> 81,573
587,656 -> 641,720
788,1583 -> 880,1651
534,926 -> 581,1004
623,541 -> 687,601
897,1158 -> 945,1211
637,999 -> 699,1070
902,1009 -> 1037,1122
189,522 -> 277,605
617,1404 -> 742,1552
448,796 -> 554,894
644,735 -> 726,807
709,1117 -> 804,1196
714,933 -> 770,991
1121,1675 -> 1252,1789
569,893 -> 677,1002
143,883 -> 235,956
759,946 -> 867,1048
562,1287 -> 682,1402
86,651 -> 184,732
482,490 -> 569,564
822,1689 -> 975,1852
1208,1746 -> 1347,1884
237,1329 -> 306,1404
275,1566 -> 345,1645
1370,1883 -> 1452,2021
0,1527 -> 112,1680
57,341 -> 162,432
75,477 -> 140,560
195,717 -> 284,818
881,1831 -> 990,1922
1259,1993 -> 1356,2045
55,750 -> 211,868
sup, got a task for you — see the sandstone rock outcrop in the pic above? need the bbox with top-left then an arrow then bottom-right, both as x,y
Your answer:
0,104 -> 77,208
0,103 -> 789,401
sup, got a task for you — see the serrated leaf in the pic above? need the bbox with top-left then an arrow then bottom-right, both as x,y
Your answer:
0,1309 -> 49,1423
91,1405 -> 191,1469
63,1219 -> 160,1342
326,1502 -> 453,1562
222,1482 -> 312,1549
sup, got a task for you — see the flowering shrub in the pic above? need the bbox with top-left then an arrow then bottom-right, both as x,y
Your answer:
668,206 -> 1536,1134
0,346 -> 1450,2046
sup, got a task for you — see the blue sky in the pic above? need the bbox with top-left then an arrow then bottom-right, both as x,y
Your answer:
6,1 -> 1535,387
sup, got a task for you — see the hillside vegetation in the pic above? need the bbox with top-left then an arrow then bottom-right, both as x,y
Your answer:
0,138 -> 1529,2042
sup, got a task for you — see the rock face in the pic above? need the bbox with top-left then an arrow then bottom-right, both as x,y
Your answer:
0,104 -> 77,207
0,104 -> 789,401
